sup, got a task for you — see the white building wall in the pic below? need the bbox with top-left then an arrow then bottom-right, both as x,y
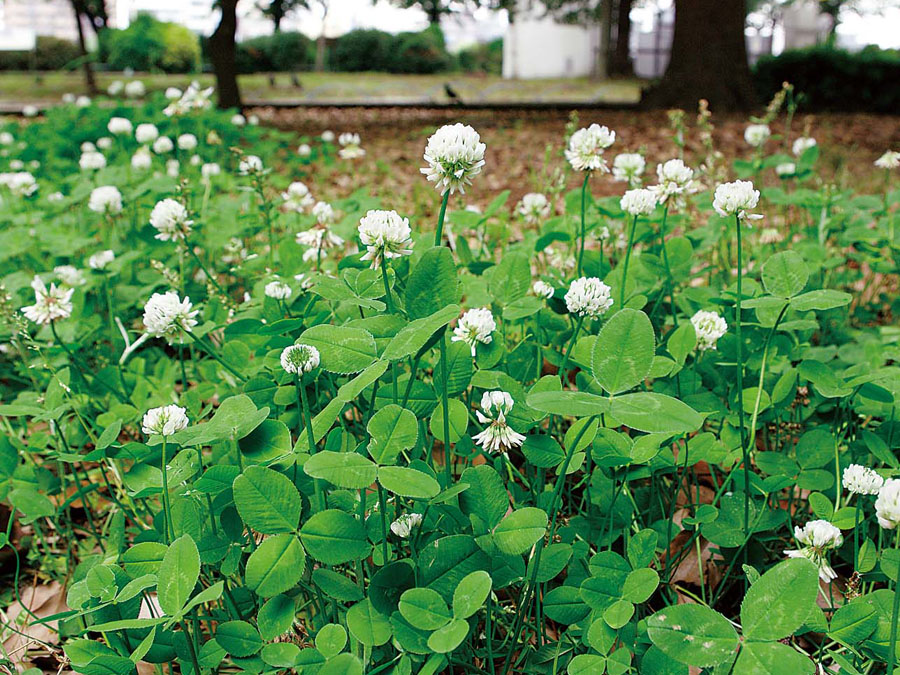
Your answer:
503,20 -> 600,79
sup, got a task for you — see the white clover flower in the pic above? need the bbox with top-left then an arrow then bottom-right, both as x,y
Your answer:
713,180 -> 762,222
473,391 -> 526,454
239,155 -> 263,175
785,519 -> 843,583
124,80 -> 145,98
876,479 -> 900,529
8,160 -> 24,171
842,464 -> 884,496
75,95 -> 91,108
690,310 -> 727,351
612,153 -> 646,187
163,82 -> 214,116
177,133 -> 198,151
516,193 -> 551,224
744,123 -> 771,148
80,141 -> 96,152
358,210 -> 414,268
759,228 -> 784,245
143,291 -> 198,342
321,130 -> 335,142
620,188 -> 657,216
248,114 -> 260,126
298,143 -> 312,157
775,162 -> 796,177
201,163 -> 221,181
296,226 -> 344,262
153,136 -> 174,154
421,123 -> 486,195
310,201 -> 335,226
96,137 -> 113,150
338,132 -> 365,160
565,124 -> 615,172
149,199 -> 192,241
189,154 -> 202,166
650,159 -> 696,207
79,150 -> 107,171
231,113 -> 246,126
54,265 -> 86,287
107,80 -> 124,96
165,87 -> 183,100
282,181 -> 315,212
792,137 -> 817,157
452,307 -> 496,356
294,273 -> 316,290
544,246 -> 575,272
166,159 -> 180,177
21,276 -> 74,325
62,93 -> 76,104
533,280 -> 554,299
88,250 -> 115,270
565,277 -> 613,319
391,512 -> 423,538
875,151 -> 900,170
107,116 -> 133,136
47,191 -> 64,203
88,186 -> 123,214
265,280 -> 292,300
280,343 -> 320,374
22,105 -> 39,118
0,172 -> 38,197
142,405 -> 189,437
131,148 -> 152,170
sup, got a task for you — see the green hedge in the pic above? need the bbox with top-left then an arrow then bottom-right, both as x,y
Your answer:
0,36 -> 82,71
327,26 -> 451,74
103,13 -> 200,73
235,32 -> 315,73
457,39 -> 503,75
753,45 -> 900,113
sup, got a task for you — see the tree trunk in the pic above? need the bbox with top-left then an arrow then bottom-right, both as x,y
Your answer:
609,0 -> 634,78
641,0 -> 756,112
208,0 -> 241,109
70,1 -> 97,95
315,35 -> 327,71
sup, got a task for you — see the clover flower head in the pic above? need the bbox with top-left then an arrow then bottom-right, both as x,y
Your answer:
744,124 -> 771,148
0,131 -> 13,145
473,391 -> 526,454
775,162 -> 796,177
239,155 -> 264,175
124,80 -> 145,98
142,405 -> 189,437
650,158 -> 696,207
875,150 -> 900,170
107,80 -> 124,96
131,148 -> 152,170
612,153 -> 646,187
391,513 -> 423,538
421,123 -> 486,195
282,181 -> 315,212
143,291 -> 198,343
312,201 -> 335,225
321,130 -> 335,142
516,192 -> 551,224
88,250 -> 115,270
201,163 -> 221,180
107,116 -> 133,136
792,137 -> 816,157
76,95 -> 91,108
163,82 -> 214,116
842,464 -> 884,496
280,343 -> 321,375
713,180 -> 762,222
231,113 -> 246,126
152,136 -> 174,154
0,171 -> 38,197
177,133 -> 198,150
55,265 -> 85,287
88,185 -> 123,214
565,124 -> 615,172
565,277 -> 613,319
265,280 -> 292,300
165,87 -> 183,100
21,276 -> 74,325
97,137 -> 113,150
135,123 -> 159,144
785,519 -> 843,583
620,188 -> 657,216
691,310 -> 727,351
338,132 -> 365,159
149,198 -> 192,242
876,479 -> 900,529
298,143 -> 312,157
533,280 -> 554,299
296,226 -> 344,262
22,105 -> 38,118
358,209 -> 414,268
79,150 -> 106,171
759,228 -> 784,245
166,159 -> 180,178
452,307 -> 496,356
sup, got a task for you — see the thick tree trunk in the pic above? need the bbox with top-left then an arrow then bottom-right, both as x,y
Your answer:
315,35 -> 326,71
609,0 -> 634,78
641,0 -> 756,112
70,1 -> 97,95
208,0 -> 241,109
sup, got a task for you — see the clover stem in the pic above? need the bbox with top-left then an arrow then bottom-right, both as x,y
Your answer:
889,529 -> 900,674
620,214 -> 638,308
658,205 -> 678,327
160,436 -> 174,543
558,316 -> 584,386
577,172 -> 590,277
438,333 -> 452,485
434,190 -> 450,247
734,214 -> 749,535
299,375 -> 324,511
377,482 -> 389,564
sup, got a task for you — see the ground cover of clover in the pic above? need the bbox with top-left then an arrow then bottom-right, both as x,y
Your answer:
0,82 -> 899,675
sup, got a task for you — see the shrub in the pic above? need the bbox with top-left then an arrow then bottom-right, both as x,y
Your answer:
753,45 -> 900,113
236,32 -> 315,73
330,29 -> 395,72
104,13 -> 200,73
457,38 -> 503,74
389,25 -> 451,74
0,36 -> 82,71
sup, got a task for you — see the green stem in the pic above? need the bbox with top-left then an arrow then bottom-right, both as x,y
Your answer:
160,437 -> 174,543
558,316 -> 584,385
620,215 -> 638,308
434,190 -> 450,247
657,205 -> 678,327
890,529 -> 900,674
186,331 -> 245,381
185,240 -> 228,299
577,172 -> 590,277
377,482 -> 389,564
380,257 -> 394,313
438,333 -> 452,485
299,376 -> 324,511
734,214 -> 749,535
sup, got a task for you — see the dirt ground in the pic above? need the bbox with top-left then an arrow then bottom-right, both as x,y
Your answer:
254,105 -> 900,217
